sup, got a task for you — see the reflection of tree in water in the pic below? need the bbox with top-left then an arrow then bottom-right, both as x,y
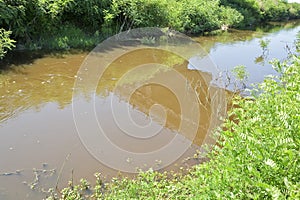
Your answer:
118,67 -> 215,146
0,53 -> 86,123
95,49 -> 226,146
0,47 -> 227,147
194,20 -> 300,53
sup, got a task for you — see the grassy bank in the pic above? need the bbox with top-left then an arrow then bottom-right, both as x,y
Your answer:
46,52 -> 300,199
1,0 -> 300,59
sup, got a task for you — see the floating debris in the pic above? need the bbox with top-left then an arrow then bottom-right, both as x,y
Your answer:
0,170 -> 23,176
27,168 -> 56,191
42,163 -> 48,168
126,157 -> 132,163
155,160 -> 162,166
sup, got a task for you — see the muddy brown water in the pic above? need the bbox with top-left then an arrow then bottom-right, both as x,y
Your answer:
0,21 -> 300,199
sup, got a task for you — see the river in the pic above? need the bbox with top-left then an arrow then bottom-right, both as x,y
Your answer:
0,20 -> 299,199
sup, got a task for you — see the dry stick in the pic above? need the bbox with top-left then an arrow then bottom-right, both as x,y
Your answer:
71,168 -> 74,190
55,153 -> 71,193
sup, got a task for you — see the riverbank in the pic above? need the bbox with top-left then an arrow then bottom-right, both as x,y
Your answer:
1,19 -> 299,70
46,51 -> 300,200
1,0 -> 300,59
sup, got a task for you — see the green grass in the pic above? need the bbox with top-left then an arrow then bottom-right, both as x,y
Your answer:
26,25 -> 104,51
46,52 -> 300,200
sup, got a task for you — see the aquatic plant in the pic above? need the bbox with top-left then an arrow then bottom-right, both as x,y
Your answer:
259,38 -> 271,55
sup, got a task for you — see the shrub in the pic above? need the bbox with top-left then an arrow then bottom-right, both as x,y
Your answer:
0,0 -> 72,42
103,0 -> 170,32
261,0 -> 289,21
61,0 -> 111,31
0,28 -> 15,59
220,0 -> 262,26
103,0 -> 243,34
221,0 -> 300,27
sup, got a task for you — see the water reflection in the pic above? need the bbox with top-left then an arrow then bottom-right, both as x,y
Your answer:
93,48 -> 217,146
0,54 -> 86,123
194,20 -> 300,89
72,28 -> 226,173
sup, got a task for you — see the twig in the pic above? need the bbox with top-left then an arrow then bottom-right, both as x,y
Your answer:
55,153 -> 71,193
71,168 -> 74,190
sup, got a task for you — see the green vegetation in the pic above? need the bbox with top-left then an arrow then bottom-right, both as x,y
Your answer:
27,25 -> 103,50
0,28 -> 15,59
46,51 -> 300,199
1,0 -> 300,59
220,0 -> 300,26
259,38 -> 271,53
103,0 -> 243,34
0,0 -> 110,52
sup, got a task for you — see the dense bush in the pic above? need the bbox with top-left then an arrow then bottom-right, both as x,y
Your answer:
220,0 -> 262,26
0,0 -> 110,45
102,0 -> 170,33
261,0 -> 289,21
0,0 -> 300,56
221,0 -> 300,27
288,3 -> 300,19
61,0 -> 111,31
179,0 -> 243,33
0,0 -> 72,42
103,0 -> 243,33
